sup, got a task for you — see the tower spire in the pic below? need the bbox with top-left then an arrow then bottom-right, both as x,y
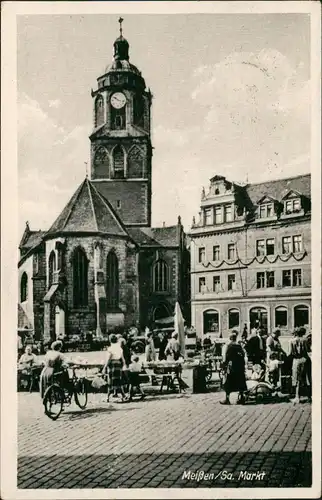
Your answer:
118,17 -> 124,37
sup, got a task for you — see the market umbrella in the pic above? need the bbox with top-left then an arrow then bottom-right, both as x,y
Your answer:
174,302 -> 185,358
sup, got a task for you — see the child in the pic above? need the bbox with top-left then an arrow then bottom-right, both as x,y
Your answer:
128,356 -> 145,401
246,364 -> 265,390
268,352 -> 283,388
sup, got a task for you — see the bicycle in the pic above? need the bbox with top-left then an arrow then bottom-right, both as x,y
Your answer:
42,365 -> 88,420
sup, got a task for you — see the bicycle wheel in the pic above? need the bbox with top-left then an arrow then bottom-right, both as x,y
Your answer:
74,378 -> 88,409
43,384 -> 64,420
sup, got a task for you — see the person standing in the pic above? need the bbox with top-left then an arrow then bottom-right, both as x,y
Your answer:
165,332 -> 181,361
289,327 -> 310,404
158,332 -> 168,361
145,330 -> 156,362
220,332 -> 247,405
103,334 -> 127,402
39,340 -> 70,398
246,326 -> 264,366
128,355 -> 145,401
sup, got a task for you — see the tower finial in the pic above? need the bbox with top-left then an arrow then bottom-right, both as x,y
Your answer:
118,17 -> 124,37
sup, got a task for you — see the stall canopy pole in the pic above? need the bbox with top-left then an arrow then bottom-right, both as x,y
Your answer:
174,302 -> 185,358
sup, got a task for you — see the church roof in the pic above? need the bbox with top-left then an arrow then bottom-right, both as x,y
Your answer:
128,226 -> 180,248
47,178 -> 129,237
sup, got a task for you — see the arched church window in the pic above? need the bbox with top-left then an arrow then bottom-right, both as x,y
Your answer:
113,146 -> 125,179
128,146 -> 144,178
72,247 -> 88,307
20,272 -> 28,302
94,147 -> 110,179
48,251 -> 56,287
106,251 -> 119,309
153,260 -> 168,292
95,95 -> 104,127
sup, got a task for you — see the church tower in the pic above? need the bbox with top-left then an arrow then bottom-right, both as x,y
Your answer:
90,18 -> 153,227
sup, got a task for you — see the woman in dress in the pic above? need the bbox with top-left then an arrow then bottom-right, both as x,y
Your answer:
103,334 -> 127,402
289,327 -> 310,403
220,332 -> 247,405
39,340 -> 69,398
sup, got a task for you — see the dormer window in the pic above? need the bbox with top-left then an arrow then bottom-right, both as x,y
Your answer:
285,198 -> 301,214
258,202 -> 274,218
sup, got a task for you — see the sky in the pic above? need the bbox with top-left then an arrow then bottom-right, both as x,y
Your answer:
17,13 -> 311,235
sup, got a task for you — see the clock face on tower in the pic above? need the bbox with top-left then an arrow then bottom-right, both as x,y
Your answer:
110,92 -> 127,109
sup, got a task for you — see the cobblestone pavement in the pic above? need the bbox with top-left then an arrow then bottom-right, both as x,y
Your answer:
18,391 -> 311,489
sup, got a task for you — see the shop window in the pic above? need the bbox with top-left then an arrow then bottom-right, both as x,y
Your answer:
294,305 -> 309,328
275,306 -> 288,328
228,308 -> 240,329
20,272 -> 28,302
203,310 -> 219,333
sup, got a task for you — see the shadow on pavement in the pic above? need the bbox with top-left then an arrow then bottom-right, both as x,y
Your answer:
18,451 -> 312,489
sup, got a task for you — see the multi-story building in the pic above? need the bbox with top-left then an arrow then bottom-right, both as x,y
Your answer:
189,174 -> 311,340
18,23 -> 190,343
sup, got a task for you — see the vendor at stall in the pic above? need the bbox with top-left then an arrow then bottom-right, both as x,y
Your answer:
18,345 -> 38,368
165,332 -> 181,361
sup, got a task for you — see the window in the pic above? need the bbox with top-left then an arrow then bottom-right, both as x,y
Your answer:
213,245 -> 220,261
204,209 -> 212,225
106,251 -> 119,307
266,271 -> 275,288
94,147 -> 110,179
73,247 -> 88,307
256,240 -> 265,257
282,270 -> 292,287
259,203 -> 274,218
128,146 -> 144,178
282,236 -> 292,254
203,310 -> 219,333
266,238 -> 275,256
111,106 -> 125,130
214,206 -> 223,224
198,247 -> 205,263
293,235 -> 303,253
48,251 -> 56,287
199,277 -> 206,293
153,260 -> 168,292
213,276 -> 220,292
228,308 -> 240,329
34,254 -> 39,275
228,274 -> 236,291
133,94 -> 145,128
257,272 -> 265,289
293,269 -> 302,286
224,205 -> 233,222
227,243 -> 235,260
95,95 -> 104,127
20,272 -> 28,302
294,305 -> 309,328
275,306 -> 288,327
285,198 -> 301,214
113,145 -> 125,179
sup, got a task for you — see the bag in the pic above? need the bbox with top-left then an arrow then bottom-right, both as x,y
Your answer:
92,376 -> 106,390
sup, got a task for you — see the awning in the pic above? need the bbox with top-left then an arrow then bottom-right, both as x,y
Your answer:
154,316 -> 174,325
44,284 -> 59,302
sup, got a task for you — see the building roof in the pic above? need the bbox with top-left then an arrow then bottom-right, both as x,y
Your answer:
19,229 -> 45,251
47,178 -> 129,237
245,174 -> 311,205
128,226 -> 179,248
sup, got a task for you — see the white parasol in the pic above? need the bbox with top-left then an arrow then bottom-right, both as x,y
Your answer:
174,302 -> 185,358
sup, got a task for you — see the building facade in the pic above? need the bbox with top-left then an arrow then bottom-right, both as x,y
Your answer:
18,26 -> 189,343
189,174 -> 311,340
